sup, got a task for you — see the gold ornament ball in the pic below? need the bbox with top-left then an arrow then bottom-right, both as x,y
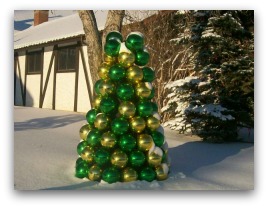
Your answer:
99,80 -> 115,96
111,150 -> 128,168
118,52 -> 135,67
137,134 -> 154,152
127,66 -> 143,83
118,101 -> 136,118
122,167 -> 138,182
98,63 -> 110,80
147,116 -> 160,131
101,131 -> 117,148
79,124 -> 92,140
130,117 -> 146,133
81,146 -> 95,163
104,54 -> 117,65
88,165 -> 102,181
155,163 -> 169,181
148,146 -> 163,167
94,113 -> 110,130
136,82 -> 152,98
92,95 -> 102,109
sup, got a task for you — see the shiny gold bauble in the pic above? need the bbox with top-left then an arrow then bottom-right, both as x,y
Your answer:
94,113 -> 110,130
81,146 -> 95,163
99,80 -> 115,96
148,146 -> 163,167
118,101 -> 136,118
127,66 -> 143,83
118,52 -> 135,67
130,117 -> 146,133
111,150 -> 128,168
79,124 -> 92,140
137,134 -> 154,152
122,167 -> 138,182
88,165 -> 102,181
104,54 -> 117,65
155,163 -> 169,181
147,116 -> 160,131
92,95 -> 102,109
136,82 -> 152,98
98,63 -> 110,80
101,131 -> 117,148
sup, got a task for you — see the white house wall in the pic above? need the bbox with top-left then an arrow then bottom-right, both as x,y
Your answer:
14,52 -> 26,106
26,75 -> 41,107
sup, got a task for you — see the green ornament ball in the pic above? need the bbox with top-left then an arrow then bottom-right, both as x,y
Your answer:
77,141 -> 88,155
137,101 -> 153,117
116,83 -> 134,100
139,167 -> 156,182
99,97 -> 117,114
104,37 -> 121,57
86,109 -> 97,125
151,102 -> 158,112
102,167 -> 121,184
142,67 -> 155,82
119,134 -> 137,152
126,32 -> 144,51
108,64 -> 126,81
94,148 -> 110,166
75,157 -> 85,167
75,163 -> 89,179
86,129 -> 102,147
111,117 -> 129,135
106,31 -> 123,42
129,150 -> 146,167
135,48 -> 150,66
94,79 -> 103,95
151,131 -> 165,147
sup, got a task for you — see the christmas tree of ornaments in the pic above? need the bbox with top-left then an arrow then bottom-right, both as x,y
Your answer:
75,31 -> 170,184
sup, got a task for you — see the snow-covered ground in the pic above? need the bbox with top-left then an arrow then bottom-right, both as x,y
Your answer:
14,106 -> 254,190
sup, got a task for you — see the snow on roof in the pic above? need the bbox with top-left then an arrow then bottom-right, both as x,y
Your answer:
14,13 -> 88,50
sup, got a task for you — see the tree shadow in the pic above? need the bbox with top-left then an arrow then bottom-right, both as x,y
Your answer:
14,114 -> 84,131
168,141 -> 253,176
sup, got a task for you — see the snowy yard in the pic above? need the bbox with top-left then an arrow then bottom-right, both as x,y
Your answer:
14,106 -> 254,190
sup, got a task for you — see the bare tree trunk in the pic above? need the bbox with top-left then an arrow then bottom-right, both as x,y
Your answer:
102,10 -> 125,47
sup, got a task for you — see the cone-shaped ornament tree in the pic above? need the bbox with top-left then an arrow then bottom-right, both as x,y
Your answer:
75,31 -> 170,183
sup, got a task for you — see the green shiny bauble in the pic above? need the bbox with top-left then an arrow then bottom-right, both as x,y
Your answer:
118,101 -> 136,118
130,116 -> 146,133
119,134 -> 137,152
137,101 -> 153,117
116,83 -> 135,101
151,102 -> 158,112
94,148 -> 110,166
111,149 -> 128,168
151,131 -> 165,147
92,95 -> 102,109
101,131 -> 117,149
98,63 -> 110,80
86,109 -> 97,125
106,31 -> 123,42
118,52 -> 135,67
129,150 -> 146,167
137,134 -> 154,152
77,141 -> 88,155
86,129 -> 102,147
108,64 -> 126,81
104,37 -> 121,57
135,48 -> 150,66
75,163 -> 89,179
111,117 -> 129,135
142,67 -> 155,82
98,80 -> 115,96
126,32 -> 144,51
102,167 -> 121,184
79,124 -> 92,140
127,66 -> 143,83
139,167 -> 156,182
94,79 -> 103,95
99,97 -> 116,114
75,157 -> 85,167
81,146 -> 95,163
122,167 -> 138,182
88,165 -> 102,181
94,113 -> 110,130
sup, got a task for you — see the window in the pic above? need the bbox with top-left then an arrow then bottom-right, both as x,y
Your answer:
27,50 -> 43,74
57,46 -> 77,72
